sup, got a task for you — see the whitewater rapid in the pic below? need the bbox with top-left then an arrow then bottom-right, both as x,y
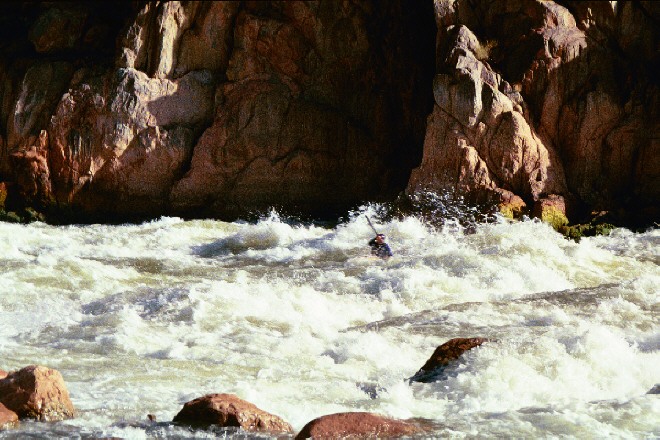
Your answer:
1,210 -> 658,438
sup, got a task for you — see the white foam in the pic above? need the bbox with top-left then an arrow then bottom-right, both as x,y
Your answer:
1,215 -> 658,437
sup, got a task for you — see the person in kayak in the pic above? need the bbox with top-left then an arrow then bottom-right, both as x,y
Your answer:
368,233 -> 393,259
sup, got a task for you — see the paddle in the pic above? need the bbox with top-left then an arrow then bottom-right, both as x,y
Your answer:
365,215 -> 379,235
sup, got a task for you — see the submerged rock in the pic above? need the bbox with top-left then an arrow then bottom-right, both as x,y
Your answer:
410,337 -> 489,383
0,365 -> 75,421
173,393 -> 293,434
295,412 -> 421,439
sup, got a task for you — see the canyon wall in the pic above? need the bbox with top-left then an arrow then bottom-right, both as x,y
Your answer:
0,1 -> 656,225
408,0 -> 659,226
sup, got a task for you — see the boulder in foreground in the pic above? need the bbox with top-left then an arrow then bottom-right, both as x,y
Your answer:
173,393 -> 293,434
295,411 -> 421,439
0,365 -> 75,421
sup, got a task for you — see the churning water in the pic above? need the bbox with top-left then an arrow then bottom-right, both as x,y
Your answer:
1,206 -> 658,438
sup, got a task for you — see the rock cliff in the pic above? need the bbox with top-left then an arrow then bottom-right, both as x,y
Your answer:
0,1 -> 656,226
410,0 -> 658,227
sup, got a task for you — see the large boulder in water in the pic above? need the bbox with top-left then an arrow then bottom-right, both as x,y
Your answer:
410,337 -> 489,383
295,412 -> 421,439
173,393 -> 293,434
0,365 -> 75,421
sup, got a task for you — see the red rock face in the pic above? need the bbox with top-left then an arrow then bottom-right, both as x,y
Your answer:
0,1 -> 435,221
0,365 -> 75,422
170,1 -> 436,218
0,1 -> 656,225
47,67 -> 214,218
9,130 -> 52,206
173,393 -> 293,434
295,412 -> 420,439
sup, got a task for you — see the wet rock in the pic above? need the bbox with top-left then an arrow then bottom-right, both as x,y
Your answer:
0,403 -> 19,429
558,209 -> 617,241
0,365 -> 75,421
173,393 -> 293,434
295,412 -> 420,439
646,384 -> 660,394
410,337 -> 488,383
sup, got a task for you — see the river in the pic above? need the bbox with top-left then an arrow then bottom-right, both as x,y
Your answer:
1,206 -> 658,438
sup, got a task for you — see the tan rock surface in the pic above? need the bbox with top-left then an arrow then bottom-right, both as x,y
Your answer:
9,130 -> 52,206
410,0 -> 658,225
295,412 -> 420,439
0,365 -> 75,422
173,393 -> 293,434
47,67 -> 214,217
407,22 -> 568,219
170,1 -> 434,218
